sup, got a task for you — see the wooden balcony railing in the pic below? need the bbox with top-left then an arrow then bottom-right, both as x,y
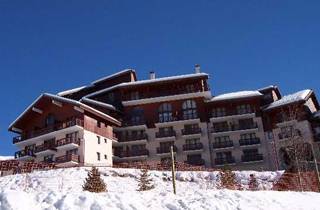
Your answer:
155,130 -> 176,139
211,123 -> 258,133
184,158 -> 205,166
156,146 -> 177,154
55,154 -> 80,163
241,154 -> 263,162
212,141 -> 234,149
55,137 -> 80,147
215,157 -> 235,165
114,149 -> 149,158
182,143 -> 203,151
13,118 -> 84,144
181,127 -> 202,136
35,143 -> 56,153
239,138 -> 261,146
211,110 -> 255,118
117,134 -> 148,143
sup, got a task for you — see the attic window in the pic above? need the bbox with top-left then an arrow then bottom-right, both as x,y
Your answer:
45,114 -> 55,127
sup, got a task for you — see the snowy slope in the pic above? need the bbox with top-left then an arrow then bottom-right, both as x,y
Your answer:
0,167 -> 319,210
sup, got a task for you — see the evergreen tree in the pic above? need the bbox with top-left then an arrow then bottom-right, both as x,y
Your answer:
248,174 -> 259,191
137,168 -> 154,191
83,167 -> 107,193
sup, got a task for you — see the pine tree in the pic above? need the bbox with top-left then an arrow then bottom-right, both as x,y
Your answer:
220,170 -> 238,190
248,174 -> 259,191
137,168 -> 154,191
83,167 -> 107,193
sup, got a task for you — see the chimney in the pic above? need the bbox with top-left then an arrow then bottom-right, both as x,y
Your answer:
149,71 -> 156,80
195,64 -> 201,73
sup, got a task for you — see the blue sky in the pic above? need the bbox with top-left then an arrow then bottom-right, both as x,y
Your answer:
0,0 -> 320,155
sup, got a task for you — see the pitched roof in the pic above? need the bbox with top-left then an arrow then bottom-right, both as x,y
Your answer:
91,69 -> 136,85
264,89 -> 312,111
80,97 -> 117,111
209,90 -> 263,102
9,93 -> 121,131
57,86 -> 88,96
85,72 -> 209,98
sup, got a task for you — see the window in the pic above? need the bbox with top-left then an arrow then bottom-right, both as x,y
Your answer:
182,100 -> 197,120
186,84 -> 195,93
66,149 -> 78,155
104,154 -> 107,160
212,107 -> 226,117
97,121 -> 101,128
44,155 -> 54,163
159,126 -> 174,134
97,152 -> 101,161
130,107 -> 144,125
216,151 -> 232,159
240,133 -> 256,140
236,104 -> 252,115
214,136 -> 230,143
66,132 -> 78,140
108,92 -> 114,102
243,148 -> 258,156
104,138 -> 107,143
186,138 -> 200,145
130,91 -> 140,100
45,114 -> 55,127
212,121 -> 229,132
158,103 -> 173,122
97,136 -> 101,144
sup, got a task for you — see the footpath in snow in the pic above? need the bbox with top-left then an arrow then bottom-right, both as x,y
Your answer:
0,167 -> 319,210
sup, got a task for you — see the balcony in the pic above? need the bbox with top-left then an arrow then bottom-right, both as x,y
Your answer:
156,146 -> 177,155
116,134 -> 148,144
239,138 -> 261,146
155,130 -> 176,140
34,143 -> 57,156
210,111 -> 256,122
14,149 -> 35,160
114,149 -> 149,159
241,154 -> 263,163
55,154 -> 80,166
122,120 -> 146,128
184,158 -> 205,166
13,118 -> 84,144
181,127 -> 202,136
183,143 -> 203,152
215,157 -> 236,166
212,141 -> 234,149
211,123 -> 258,134
55,137 -> 80,150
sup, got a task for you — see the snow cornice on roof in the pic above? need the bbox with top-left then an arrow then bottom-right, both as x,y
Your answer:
209,90 -> 263,102
85,72 -> 209,98
91,69 -> 136,85
80,97 -> 118,112
9,93 -> 120,131
264,89 -> 313,111
57,86 -> 88,96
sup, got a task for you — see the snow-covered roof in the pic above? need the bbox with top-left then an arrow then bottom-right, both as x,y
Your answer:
57,86 -> 88,96
91,69 -> 135,85
9,93 -> 120,131
258,85 -> 278,92
210,91 -> 263,102
264,89 -> 312,111
80,97 -> 117,111
85,73 -> 209,98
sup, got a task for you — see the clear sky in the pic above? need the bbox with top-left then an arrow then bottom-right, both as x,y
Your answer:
0,0 -> 320,155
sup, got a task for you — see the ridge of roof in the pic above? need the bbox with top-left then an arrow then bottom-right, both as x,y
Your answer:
91,69 -> 135,85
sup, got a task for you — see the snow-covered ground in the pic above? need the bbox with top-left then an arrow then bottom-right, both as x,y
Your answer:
0,167 -> 319,210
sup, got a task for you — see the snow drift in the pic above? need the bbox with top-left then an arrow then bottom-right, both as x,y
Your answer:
0,167 -> 319,210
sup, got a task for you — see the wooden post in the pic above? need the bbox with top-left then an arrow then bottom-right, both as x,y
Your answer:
170,145 -> 176,195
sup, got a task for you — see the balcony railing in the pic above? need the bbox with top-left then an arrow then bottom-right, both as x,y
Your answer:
215,157 -> 236,165
241,154 -> 263,162
117,134 -> 148,143
211,123 -> 258,133
55,154 -> 80,163
239,138 -> 261,146
157,146 -> 177,154
56,137 -> 80,147
183,143 -> 203,151
122,120 -> 146,127
14,149 -> 35,159
155,130 -> 176,139
13,118 -> 84,144
181,127 -> 202,136
34,143 -> 56,153
211,111 -> 255,118
114,149 -> 149,158
212,141 -> 234,149
184,158 -> 205,166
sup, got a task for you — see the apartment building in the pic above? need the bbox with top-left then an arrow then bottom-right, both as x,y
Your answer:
9,93 -> 120,167
8,66 -> 320,170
